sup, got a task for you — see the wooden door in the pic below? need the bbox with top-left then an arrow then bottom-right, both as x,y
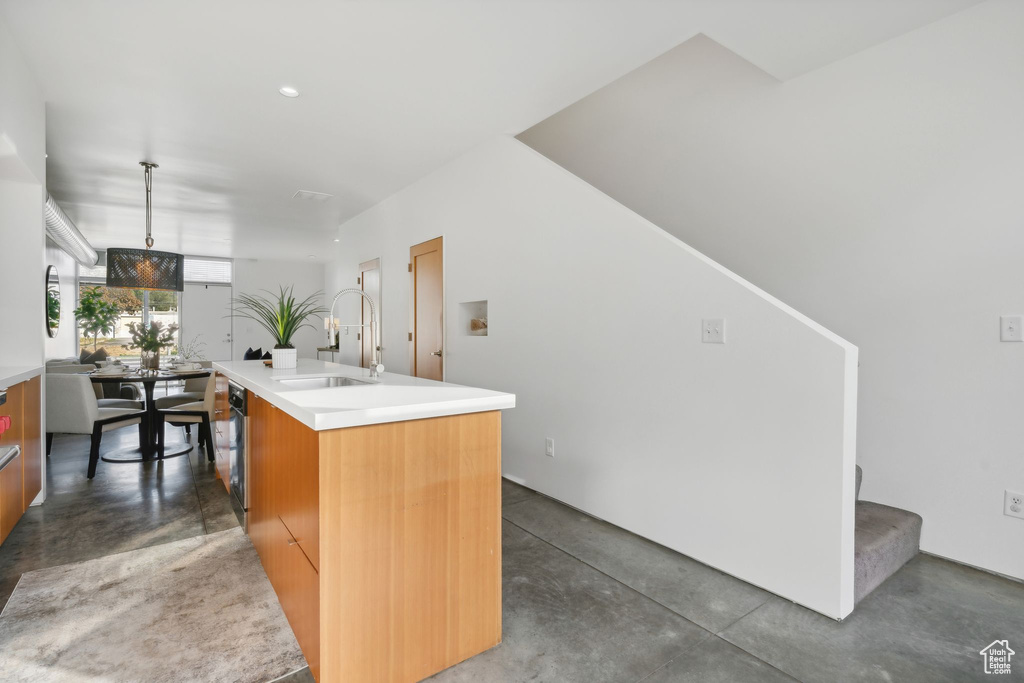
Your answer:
21,376 -> 41,509
359,258 -> 381,369
410,237 -> 444,381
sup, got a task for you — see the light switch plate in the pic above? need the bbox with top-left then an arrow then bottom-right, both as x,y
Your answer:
702,319 -> 725,344
545,438 -> 554,457
1001,316 -> 1023,342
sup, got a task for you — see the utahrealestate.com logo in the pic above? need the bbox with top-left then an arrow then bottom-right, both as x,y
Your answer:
980,640 -> 1015,675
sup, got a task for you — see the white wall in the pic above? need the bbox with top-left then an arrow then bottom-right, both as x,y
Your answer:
0,13 -> 46,367
328,137 -> 858,618
44,238 -> 78,360
516,1 -> 1024,580
0,14 -> 47,505
232,259 -> 326,361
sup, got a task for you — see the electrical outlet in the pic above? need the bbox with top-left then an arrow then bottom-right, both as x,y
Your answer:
1006,490 -> 1024,519
545,438 -> 554,457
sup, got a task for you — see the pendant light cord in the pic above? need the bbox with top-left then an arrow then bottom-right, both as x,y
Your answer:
140,161 -> 158,249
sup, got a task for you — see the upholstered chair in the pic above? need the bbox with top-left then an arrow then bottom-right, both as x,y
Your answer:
45,374 -> 145,478
156,373 -> 216,461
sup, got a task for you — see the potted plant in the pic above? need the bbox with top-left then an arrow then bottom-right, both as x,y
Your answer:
177,334 -> 207,362
73,286 -> 120,352
125,320 -> 179,369
231,286 -> 325,369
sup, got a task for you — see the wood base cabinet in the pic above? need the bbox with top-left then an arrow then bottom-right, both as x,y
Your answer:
0,374 -> 42,546
213,372 -> 230,492
248,392 -> 502,683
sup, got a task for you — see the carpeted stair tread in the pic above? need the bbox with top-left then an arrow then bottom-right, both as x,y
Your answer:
854,500 -> 922,604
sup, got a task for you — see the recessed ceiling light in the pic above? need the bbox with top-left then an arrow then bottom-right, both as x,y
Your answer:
333,238 -> 340,243
279,86 -> 299,98
308,254 -> 316,259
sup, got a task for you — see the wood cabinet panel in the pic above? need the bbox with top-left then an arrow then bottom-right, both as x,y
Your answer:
0,382 -> 23,451
214,372 -> 230,492
0,381 -> 25,545
318,411 -> 502,683
248,393 -> 320,679
21,376 -> 41,509
0,451 -> 23,544
278,411 -> 319,571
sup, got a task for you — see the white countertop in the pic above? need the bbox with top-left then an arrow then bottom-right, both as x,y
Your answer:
0,365 -> 43,389
212,358 -> 515,431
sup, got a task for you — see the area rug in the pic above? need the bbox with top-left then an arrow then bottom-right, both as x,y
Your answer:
0,527 -> 307,682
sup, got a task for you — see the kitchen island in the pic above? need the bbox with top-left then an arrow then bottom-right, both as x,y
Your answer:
212,359 -> 515,683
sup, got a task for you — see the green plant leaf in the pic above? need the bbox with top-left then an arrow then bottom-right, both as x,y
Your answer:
230,286 -> 327,348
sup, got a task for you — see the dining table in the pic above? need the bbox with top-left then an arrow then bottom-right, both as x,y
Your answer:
87,367 -> 212,463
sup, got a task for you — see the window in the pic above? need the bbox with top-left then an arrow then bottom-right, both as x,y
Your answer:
75,283 -> 179,359
76,252 -> 231,358
184,257 -> 232,284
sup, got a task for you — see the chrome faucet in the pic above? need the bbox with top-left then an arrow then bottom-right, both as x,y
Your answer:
328,288 -> 384,377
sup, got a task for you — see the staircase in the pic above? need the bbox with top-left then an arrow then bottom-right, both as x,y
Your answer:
854,465 -> 922,603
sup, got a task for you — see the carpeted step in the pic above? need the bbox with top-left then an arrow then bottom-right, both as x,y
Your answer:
854,500 -> 922,603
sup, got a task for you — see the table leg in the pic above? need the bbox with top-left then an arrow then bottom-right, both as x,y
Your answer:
142,381 -> 156,460
102,378 -> 192,463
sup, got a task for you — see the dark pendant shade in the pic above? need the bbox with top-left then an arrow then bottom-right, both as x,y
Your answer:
106,248 -> 184,291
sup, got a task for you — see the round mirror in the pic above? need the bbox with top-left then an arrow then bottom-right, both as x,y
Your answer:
46,265 -> 60,338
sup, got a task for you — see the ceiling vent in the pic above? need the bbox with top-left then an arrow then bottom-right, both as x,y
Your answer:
292,190 -> 334,203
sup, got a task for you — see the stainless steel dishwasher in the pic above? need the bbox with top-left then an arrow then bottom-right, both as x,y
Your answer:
228,381 -> 248,511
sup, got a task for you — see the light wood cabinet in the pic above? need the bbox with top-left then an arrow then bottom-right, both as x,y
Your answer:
0,374 -> 41,545
247,391 -> 501,683
213,372 -> 230,492
249,393 -> 321,679
22,376 -> 41,509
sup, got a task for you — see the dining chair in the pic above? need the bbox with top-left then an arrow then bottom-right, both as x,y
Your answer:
46,363 -> 141,404
155,372 -> 215,462
45,374 -> 146,478
154,361 -> 213,436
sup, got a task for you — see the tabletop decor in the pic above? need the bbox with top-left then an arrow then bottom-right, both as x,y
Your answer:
125,320 -> 179,370
231,285 -> 325,369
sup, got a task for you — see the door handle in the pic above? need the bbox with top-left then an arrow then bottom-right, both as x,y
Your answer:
431,349 -> 442,357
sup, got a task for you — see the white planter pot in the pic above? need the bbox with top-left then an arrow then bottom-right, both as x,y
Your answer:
272,347 -> 297,369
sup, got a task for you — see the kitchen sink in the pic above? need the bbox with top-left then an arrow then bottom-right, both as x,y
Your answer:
277,376 -> 374,390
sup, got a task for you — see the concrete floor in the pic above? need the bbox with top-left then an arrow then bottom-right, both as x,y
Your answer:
434,480 -> 1024,683
2,428 -> 1021,682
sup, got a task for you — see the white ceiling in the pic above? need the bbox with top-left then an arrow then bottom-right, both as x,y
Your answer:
1,0 -> 981,261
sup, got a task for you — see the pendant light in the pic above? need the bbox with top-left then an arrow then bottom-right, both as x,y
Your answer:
106,162 -> 184,291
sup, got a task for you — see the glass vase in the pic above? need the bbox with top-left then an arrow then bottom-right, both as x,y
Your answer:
141,349 -> 160,370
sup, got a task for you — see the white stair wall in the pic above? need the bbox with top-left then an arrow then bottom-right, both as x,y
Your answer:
327,135 -> 859,619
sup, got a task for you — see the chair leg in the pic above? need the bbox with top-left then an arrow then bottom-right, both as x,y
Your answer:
201,418 -> 215,463
87,424 -> 103,479
185,424 -> 191,437
46,432 -> 53,456
138,420 -> 147,448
